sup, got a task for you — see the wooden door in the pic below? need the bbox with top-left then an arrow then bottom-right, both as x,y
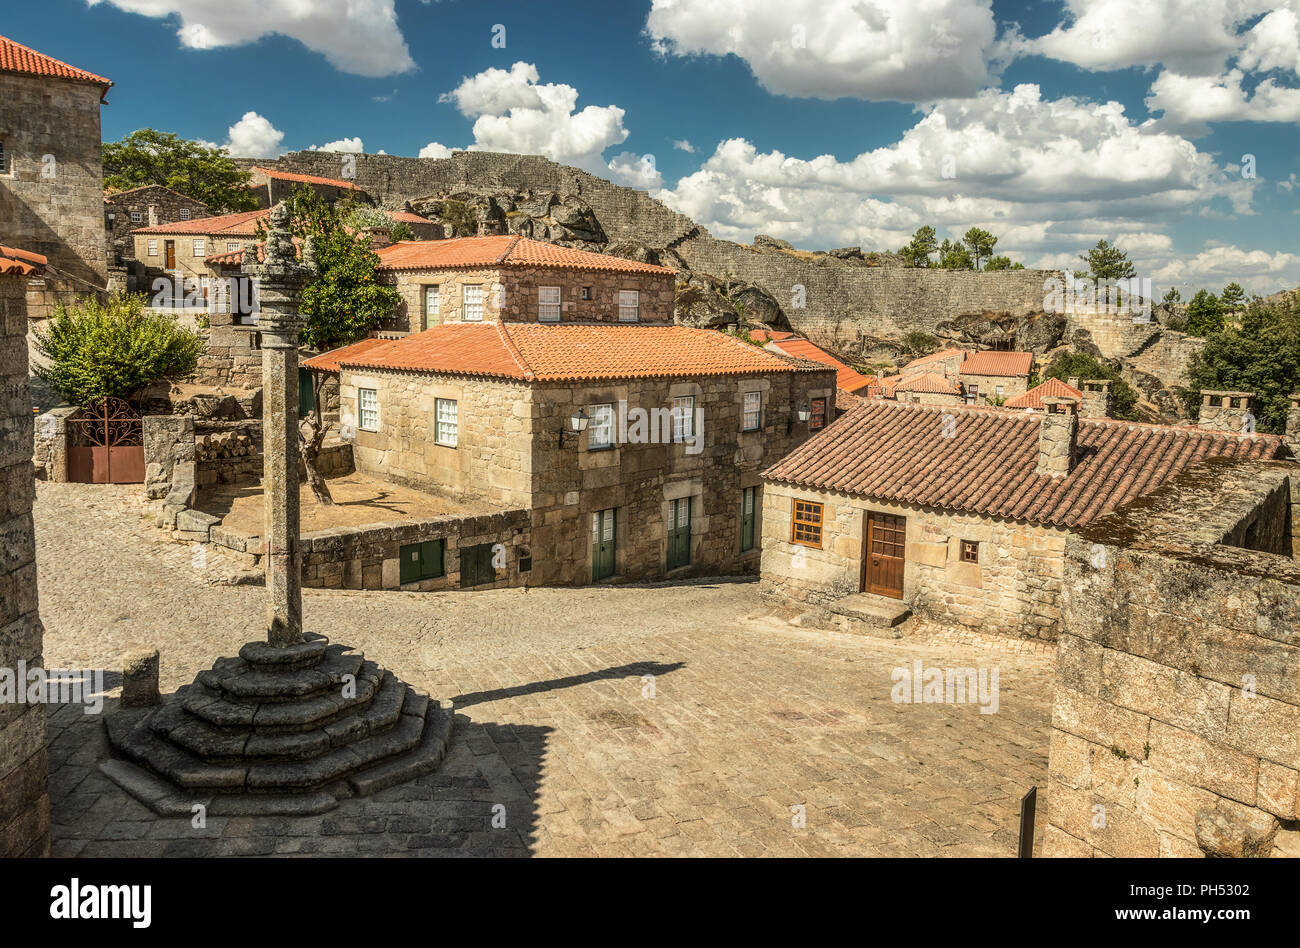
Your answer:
164,240 -> 176,269
667,498 -> 691,570
592,508 -> 616,581
863,511 -> 906,599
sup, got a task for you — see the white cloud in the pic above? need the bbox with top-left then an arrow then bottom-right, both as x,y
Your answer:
606,152 -> 664,189
217,111 -> 284,158
1146,69 -> 1300,133
438,62 -> 631,174
418,142 -> 455,159
1149,244 -> 1300,294
644,0 -> 1000,102
673,139 -> 696,153
309,137 -> 365,153
86,0 -> 415,77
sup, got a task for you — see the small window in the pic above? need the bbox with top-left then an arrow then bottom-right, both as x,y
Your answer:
589,403 -> 614,449
424,284 -> 440,324
399,539 -> 445,584
463,284 -> 484,321
672,395 -> 695,442
147,238 -> 158,256
809,397 -> 827,430
192,238 -> 205,257
0,141 -> 7,174
581,286 -> 593,301
995,385 -> 1004,399
618,289 -> 639,322
961,540 -> 979,563
130,210 -> 143,224
227,241 -> 241,252
742,391 -> 761,431
435,398 -> 458,447
791,500 -> 823,548
179,207 -> 191,220
358,388 -> 379,431
538,285 -> 561,322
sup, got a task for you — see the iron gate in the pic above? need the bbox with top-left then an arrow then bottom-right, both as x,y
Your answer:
66,397 -> 145,484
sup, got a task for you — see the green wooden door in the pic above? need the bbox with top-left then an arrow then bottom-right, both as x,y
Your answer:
667,497 -> 691,570
399,539 -> 445,584
460,543 -> 496,588
740,487 -> 756,552
592,508 -> 616,581
298,367 -> 315,416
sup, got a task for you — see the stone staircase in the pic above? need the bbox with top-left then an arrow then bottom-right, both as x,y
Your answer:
793,593 -> 912,639
102,634 -> 453,815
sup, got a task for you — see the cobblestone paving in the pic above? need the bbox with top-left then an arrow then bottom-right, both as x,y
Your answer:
36,483 -> 1054,857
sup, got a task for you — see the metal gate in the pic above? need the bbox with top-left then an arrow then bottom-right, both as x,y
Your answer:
66,397 -> 145,484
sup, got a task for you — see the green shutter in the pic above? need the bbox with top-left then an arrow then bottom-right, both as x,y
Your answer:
298,368 -> 315,416
740,488 -> 756,552
593,509 -> 616,581
421,539 -> 444,578
668,498 -> 691,570
460,543 -> 496,588
399,542 -> 422,584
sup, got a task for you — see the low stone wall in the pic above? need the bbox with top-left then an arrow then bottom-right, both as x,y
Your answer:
315,440 -> 354,478
31,407 -> 77,482
195,420 -> 262,488
1047,458 -> 1300,858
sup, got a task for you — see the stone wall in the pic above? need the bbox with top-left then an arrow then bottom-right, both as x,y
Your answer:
385,264 -> 675,332
759,482 -> 1069,639
31,406 -> 77,482
0,72 -> 107,318
105,186 -> 208,267
195,420 -> 262,488
959,372 -> 1029,403
1047,458 -> 1300,857
0,271 -> 50,857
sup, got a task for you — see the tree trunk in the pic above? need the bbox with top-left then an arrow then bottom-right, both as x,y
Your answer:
298,417 -> 333,505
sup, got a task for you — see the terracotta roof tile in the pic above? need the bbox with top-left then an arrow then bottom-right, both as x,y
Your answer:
959,350 -> 1034,377
205,235 -> 302,267
893,371 -> 960,395
134,209 -> 269,237
762,399 -> 1283,528
766,337 -> 874,392
0,35 -> 112,97
1005,377 -> 1083,410
0,245 -> 48,276
902,347 -> 967,372
387,210 -> 431,224
307,323 -> 824,382
375,236 -> 675,275
249,166 -> 361,190
303,337 -> 398,373
748,329 -> 801,344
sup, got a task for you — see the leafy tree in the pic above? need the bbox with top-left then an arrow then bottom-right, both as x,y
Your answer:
389,221 -> 416,243
1186,289 -> 1225,337
103,129 -> 259,214
937,238 -> 974,270
33,292 -> 202,406
984,255 -> 1024,271
1040,350 -> 1141,420
898,226 -> 938,268
1162,286 -> 1182,306
440,199 -> 478,237
1183,290 -> 1300,434
961,227 -> 998,270
1079,239 -> 1136,283
1219,282 -> 1247,313
901,330 -> 938,357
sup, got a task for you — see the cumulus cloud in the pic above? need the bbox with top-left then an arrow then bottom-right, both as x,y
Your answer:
438,62 -> 631,174
644,0 -> 1000,102
1146,69 -> 1300,133
418,142 -> 455,159
606,152 -> 664,189
86,0 -> 415,77
673,139 -> 696,153
1149,244 -> 1300,294
309,137 -> 365,153
213,111 -> 284,157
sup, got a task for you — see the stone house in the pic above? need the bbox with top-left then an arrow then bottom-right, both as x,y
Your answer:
892,371 -> 962,406
1005,376 -> 1083,412
104,184 -> 208,269
305,322 -> 836,586
0,34 -> 112,318
759,333 -> 874,404
956,350 -> 1033,404
759,396 -> 1285,639
374,235 -> 677,332
247,166 -> 368,208
130,208 -> 268,307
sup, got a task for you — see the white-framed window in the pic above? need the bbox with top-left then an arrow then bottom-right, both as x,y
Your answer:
995,385 -> 1005,398
742,391 -> 761,431
147,239 -> 158,257
672,395 -> 695,442
179,207 -> 191,220
192,239 -> 205,256
227,241 -> 241,252
618,289 -> 640,322
435,398 -> 458,447
589,403 -> 614,449
463,284 -> 484,321
424,284 -> 440,325
129,210 -> 142,224
538,285 -> 561,322
358,388 -> 379,431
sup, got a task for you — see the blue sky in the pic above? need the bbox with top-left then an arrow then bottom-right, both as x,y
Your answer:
7,0 -> 1300,292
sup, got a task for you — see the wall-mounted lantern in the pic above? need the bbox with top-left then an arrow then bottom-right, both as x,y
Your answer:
560,407 -> 589,447
788,403 -> 811,433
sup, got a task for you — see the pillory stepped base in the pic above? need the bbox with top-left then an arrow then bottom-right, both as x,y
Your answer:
100,633 -> 453,816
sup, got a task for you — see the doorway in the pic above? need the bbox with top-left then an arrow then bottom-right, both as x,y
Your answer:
863,511 -> 906,599
667,497 -> 691,570
592,508 -> 616,581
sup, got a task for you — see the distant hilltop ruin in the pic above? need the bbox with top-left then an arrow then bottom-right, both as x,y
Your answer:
238,150 -> 1202,417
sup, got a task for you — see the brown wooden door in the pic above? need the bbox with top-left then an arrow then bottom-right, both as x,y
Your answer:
863,511 -> 906,599
164,240 -> 176,269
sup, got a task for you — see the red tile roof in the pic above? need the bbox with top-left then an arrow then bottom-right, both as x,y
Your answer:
205,235 -> 302,268
893,371 -> 960,395
304,323 -> 825,382
303,337 -> 396,373
748,329 -> 801,344
134,209 -> 269,237
959,350 -> 1034,377
374,236 -> 675,275
902,347 -> 967,373
387,210 -> 431,224
249,167 -> 361,191
763,399 -> 1283,528
1006,377 -> 1083,410
0,245 -> 47,276
0,35 -> 112,98
766,337 -> 874,392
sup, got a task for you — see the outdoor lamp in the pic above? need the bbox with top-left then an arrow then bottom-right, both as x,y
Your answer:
796,404 -> 811,423
560,407 -> 589,446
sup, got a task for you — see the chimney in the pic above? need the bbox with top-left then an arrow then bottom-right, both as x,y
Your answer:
1198,390 -> 1255,434
1067,376 -> 1081,390
147,204 -> 158,227
1080,379 -> 1112,418
1037,396 -> 1079,476
363,226 -> 392,251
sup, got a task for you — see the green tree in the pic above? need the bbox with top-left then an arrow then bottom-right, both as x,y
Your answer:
1162,286 -> 1182,306
102,129 -> 259,214
1040,350 -> 1141,420
32,292 -> 202,406
961,228 -> 998,270
1186,289 -> 1225,337
1079,239 -> 1136,282
937,238 -> 974,270
898,226 -> 938,268
984,255 -> 1024,271
389,221 -> 416,243
1184,290 -> 1300,434
1219,282 -> 1247,313
439,199 -> 478,237
901,330 -> 938,357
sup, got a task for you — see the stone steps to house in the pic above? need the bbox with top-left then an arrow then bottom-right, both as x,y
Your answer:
790,592 -> 912,639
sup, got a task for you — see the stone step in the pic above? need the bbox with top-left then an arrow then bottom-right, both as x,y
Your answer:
196,645 -> 364,702
827,592 -> 912,628
180,660 -> 384,733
